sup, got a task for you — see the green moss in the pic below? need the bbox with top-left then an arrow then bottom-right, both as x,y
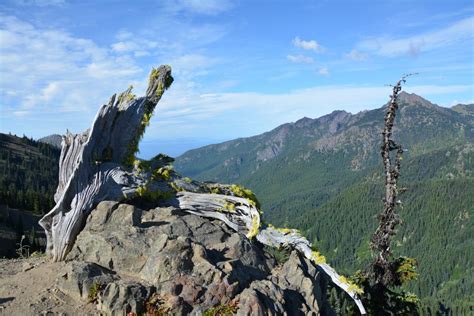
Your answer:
136,184 -> 173,201
88,282 -> 103,303
209,187 -> 221,194
395,256 -> 418,284
117,85 -> 136,105
153,167 -> 171,181
183,177 -> 192,183
338,275 -> 364,295
122,77 -> 162,168
30,251 -> 46,257
123,128 -> 143,167
142,111 -> 153,128
122,110 -> 150,167
145,293 -> 169,315
229,184 -> 261,209
224,202 -> 236,212
348,283 -> 364,295
402,292 -> 420,304
275,227 -> 293,234
149,67 -> 160,81
136,185 -> 147,197
170,182 -> 184,192
148,67 -> 173,98
203,303 -> 237,316
247,215 -> 260,239
156,81 -> 164,98
134,159 -> 151,172
311,250 -> 327,265
338,275 -> 349,284
218,201 -> 237,213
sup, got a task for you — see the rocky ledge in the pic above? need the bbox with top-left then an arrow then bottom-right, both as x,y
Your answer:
57,201 -> 333,315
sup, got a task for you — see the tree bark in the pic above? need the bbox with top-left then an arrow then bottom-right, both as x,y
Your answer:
369,74 -> 414,285
39,65 -> 173,262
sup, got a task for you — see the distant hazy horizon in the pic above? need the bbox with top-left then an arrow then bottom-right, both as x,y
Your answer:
6,91 -> 472,157
1,0 -> 473,149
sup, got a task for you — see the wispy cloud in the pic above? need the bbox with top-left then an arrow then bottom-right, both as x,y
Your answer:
318,67 -> 330,76
287,54 -> 314,64
345,49 -> 368,61
12,0 -> 65,6
0,14 -> 142,117
292,37 -> 324,53
0,6 -> 233,138
151,83 -> 473,140
163,0 -> 234,15
111,38 -> 160,57
357,16 -> 474,57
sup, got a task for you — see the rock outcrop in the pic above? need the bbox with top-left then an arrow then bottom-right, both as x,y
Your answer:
38,65 -> 366,314
58,201 -> 333,315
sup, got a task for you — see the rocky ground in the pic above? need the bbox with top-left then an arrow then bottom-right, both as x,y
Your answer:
0,201 -> 334,315
0,256 -> 99,315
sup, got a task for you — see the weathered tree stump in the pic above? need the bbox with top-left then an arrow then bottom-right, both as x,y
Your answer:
39,66 -> 173,262
40,65 -> 366,314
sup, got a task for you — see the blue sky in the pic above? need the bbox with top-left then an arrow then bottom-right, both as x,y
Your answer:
0,0 -> 473,157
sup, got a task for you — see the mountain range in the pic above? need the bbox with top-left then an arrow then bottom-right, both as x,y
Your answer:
175,92 -> 474,314
1,92 -> 472,314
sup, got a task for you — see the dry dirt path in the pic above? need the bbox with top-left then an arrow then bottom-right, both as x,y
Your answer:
0,257 -> 100,315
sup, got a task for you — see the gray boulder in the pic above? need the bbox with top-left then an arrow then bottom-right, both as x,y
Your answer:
59,201 -> 333,315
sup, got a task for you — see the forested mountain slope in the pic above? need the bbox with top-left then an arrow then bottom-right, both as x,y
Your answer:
0,134 -> 59,257
0,133 -> 60,214
175,93 -> 474,314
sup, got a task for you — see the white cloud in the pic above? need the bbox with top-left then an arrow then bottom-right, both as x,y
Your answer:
0,13 -> 228,140
110,37 -> 159,57
111,41 -> 138,53
292,37 -> 324,53
318,67 -> 329,76
345,49 -> 368,61
448,99 -> 474,106
357,17 -> 474,57
0,14 -> 142,119
150,83 -> 473,141
171,54 -> 215,72
13,110 -> 29,117
13,0 -> 65,6
164,0 -> 234,15
287,54 -> 314,64
115,30 -> 133,41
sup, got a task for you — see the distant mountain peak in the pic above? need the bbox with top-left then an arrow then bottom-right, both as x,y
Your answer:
397,91 -> 437,108
294,116 -> 313,127
294,110 -> 351,128
38,134 -> 63,149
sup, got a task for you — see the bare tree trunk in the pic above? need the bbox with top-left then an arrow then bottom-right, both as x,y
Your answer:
39,65 -> 173,262
369,74 -> 414,285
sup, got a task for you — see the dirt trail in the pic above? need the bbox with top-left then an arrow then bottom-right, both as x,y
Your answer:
0,257 -> 100,315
